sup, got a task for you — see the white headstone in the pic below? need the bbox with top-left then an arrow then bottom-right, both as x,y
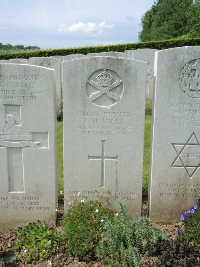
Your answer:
8,58 -> 29,64
88,52 -> 124,57
63,54 -> 86,61
125,49 -> 157,100
149,46 -> 200,222
63,56 -> 147,217
0,63 -> 57,230
50,56 -> 64,60
29,57 -> 62,117
0,60 -> 9,63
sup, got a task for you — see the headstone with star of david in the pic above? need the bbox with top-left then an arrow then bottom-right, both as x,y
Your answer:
63,56 -> 147,217
0,63 -> 57,230
149,46 -> 200,222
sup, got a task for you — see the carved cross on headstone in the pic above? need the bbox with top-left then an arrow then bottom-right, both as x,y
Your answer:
0,105 -> 48,193
88,140 -> 118,187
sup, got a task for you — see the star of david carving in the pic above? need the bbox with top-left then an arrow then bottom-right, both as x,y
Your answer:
171,132 -> 200,178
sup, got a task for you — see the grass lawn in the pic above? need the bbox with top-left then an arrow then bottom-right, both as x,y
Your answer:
57,121 -> 63,192
57,115 -> 152,194
143,115 -> 152,194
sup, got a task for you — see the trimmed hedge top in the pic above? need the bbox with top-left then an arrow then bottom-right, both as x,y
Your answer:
0,37 -> 200,60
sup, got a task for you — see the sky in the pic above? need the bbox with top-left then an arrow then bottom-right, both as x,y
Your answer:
0,0 -> 154,49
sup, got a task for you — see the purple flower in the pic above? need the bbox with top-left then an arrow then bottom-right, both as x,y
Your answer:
179,199 -> 200,222
180,213 -> 186,222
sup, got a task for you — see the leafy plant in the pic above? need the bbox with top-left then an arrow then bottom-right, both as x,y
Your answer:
134,216 -> 167,255
180,198 -> 200,245
14,222 -> 59,263
97,203 -> 141,267
61,199 -> 114,262
97,203 -> 166,267
156,236 -> 200,266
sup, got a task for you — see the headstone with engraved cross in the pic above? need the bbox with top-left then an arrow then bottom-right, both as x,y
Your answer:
0,63 -> 57,230
63,56 -> 147,217
149,46 -> 200,222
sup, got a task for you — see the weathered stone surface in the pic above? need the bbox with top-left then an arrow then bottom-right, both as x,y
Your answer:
63,56 -> 147,218
149,46 -> 200,222
0,63 -> 57,230
29,57 -> 62,116
125,49 -> 157,99
50,56 -> 64,60
88,52 -> 124,57
0,59 -> 29,64
0,60 -> 9,63
63,54 -> 86,61
8,58 -> 30,64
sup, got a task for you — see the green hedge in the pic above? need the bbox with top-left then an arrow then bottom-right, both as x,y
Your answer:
0,37 -> 200,60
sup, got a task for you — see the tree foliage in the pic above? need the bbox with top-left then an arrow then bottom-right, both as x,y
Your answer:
139,0 -> 200,41
0,42 -> 40,51
186,0 -> 200,38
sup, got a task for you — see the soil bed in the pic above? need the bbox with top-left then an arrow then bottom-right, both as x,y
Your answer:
0,196 -> 200,267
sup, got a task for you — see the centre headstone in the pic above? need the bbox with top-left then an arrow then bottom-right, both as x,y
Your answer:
63,56 -> 147,217
149,46 -> 200,222
0,63 -> 57,230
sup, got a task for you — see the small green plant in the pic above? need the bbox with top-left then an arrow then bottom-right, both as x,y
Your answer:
97,203 -> 167,267
97,203 -> 141,267
61,199 -> 114,262
134,216 -> 167,255
14,221 -> 59,263
180,198 -> 200,245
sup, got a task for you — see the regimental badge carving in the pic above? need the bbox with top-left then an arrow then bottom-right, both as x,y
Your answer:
171,132 -> 200,178
86,69 -> 124,107
179,59 -> 200,98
